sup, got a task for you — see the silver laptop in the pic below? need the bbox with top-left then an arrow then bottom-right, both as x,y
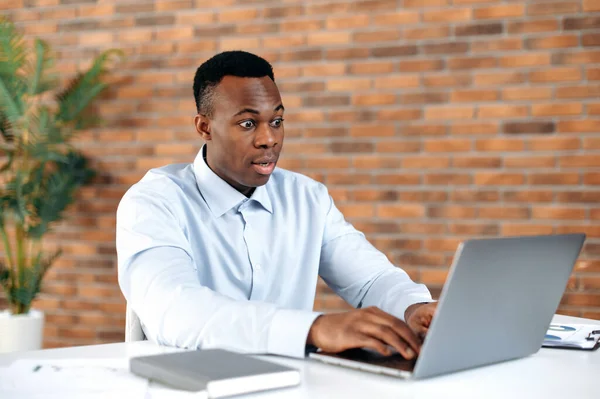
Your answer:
310,234 -> 586,379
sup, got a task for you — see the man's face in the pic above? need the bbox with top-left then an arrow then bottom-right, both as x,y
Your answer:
195,76 -> 284,196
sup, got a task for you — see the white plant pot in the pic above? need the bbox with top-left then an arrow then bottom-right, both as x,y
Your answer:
0,309 -> 45,353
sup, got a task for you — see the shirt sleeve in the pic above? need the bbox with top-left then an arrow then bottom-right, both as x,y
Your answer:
116,184 -> 320,358
318,189 -> 433,321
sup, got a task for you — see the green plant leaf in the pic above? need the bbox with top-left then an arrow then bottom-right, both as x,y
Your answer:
0,17 -> 27,127
57,78 -> 107,132
5,171 -> 30,225
27,39 -> 56,95
0,261 -> 8,284
56,49 -> 123,125
11,285 -> 32,309
35,248 -> 61,295
0,16 -> 27,77
0,75 -> 25,125
26,106 -> 66,146
0,111 -> 14,142
70,82 -> 106,132
26,107 -> 68,161
27,151 -> 95,238
0,146 -> 14,172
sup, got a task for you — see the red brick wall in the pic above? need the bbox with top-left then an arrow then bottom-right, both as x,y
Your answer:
3,0 -> 600,348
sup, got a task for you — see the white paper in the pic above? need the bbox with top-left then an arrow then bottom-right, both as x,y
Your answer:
0,358 -> 149,399
543,323 -> 600,349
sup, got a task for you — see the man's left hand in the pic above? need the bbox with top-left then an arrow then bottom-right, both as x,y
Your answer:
404,302 -> 438,339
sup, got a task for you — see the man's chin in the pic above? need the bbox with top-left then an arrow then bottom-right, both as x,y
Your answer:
251,173 -> 272,186
238,173 -> 271,190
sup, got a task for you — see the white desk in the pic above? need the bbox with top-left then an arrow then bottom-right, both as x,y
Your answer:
1,314 -> 598,398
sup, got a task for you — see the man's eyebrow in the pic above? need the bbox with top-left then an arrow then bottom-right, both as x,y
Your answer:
232,104 -> 285,117
233,108 -> 260,117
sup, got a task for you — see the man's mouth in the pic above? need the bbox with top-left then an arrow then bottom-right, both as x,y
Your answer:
251,160 -> 276,175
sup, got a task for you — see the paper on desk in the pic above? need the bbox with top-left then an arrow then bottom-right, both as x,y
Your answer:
0,358 -> 149,399
543,323 -> 599,349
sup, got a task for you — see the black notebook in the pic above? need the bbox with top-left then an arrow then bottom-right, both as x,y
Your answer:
130,349 -> 300,397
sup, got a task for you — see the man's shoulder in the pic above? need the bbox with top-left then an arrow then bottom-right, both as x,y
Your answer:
122,163 -> 195,203
270,167 -> 327,194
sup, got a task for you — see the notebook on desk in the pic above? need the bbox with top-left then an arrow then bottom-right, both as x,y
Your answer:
130,349 -> 300,398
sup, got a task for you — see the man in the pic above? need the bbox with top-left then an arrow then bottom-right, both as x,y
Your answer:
117,51 -> 437,360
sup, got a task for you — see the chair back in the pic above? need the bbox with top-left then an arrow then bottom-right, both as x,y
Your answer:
125,303 -> 146,342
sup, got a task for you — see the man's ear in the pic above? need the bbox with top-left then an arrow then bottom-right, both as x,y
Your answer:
194,114 -> 211,141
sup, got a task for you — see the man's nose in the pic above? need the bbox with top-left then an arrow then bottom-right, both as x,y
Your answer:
255,123 -> 278,148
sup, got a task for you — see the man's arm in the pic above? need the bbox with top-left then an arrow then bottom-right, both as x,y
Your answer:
116,185 -> 320,358
307,188 -> 435,357
318,193 -> 433,318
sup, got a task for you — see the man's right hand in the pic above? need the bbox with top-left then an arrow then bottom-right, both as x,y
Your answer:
306,307 -> 422,359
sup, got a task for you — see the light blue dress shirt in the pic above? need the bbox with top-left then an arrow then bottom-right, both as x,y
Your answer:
116,146 -> 432,358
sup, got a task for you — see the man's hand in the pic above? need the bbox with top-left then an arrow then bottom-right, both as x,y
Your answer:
306,307 -> 421,359
404,302 -> 438,339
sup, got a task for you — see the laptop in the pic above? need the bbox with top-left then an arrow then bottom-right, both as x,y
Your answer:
310,234 -> 586,379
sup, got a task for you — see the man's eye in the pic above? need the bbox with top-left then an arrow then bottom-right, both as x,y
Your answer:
271,118 -> 284,127
239,120 -> 255,129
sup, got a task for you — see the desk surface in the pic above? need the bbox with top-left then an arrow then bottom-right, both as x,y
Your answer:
1,314 -> 598,399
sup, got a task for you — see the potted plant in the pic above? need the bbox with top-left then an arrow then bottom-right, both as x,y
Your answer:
0,17 -> 122,353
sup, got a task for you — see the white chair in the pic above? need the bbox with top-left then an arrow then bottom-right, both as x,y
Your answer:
125,303 -> 146,342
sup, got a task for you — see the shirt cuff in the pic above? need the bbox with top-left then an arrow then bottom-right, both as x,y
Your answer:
394,294 -> 436,322
267,309 -> 322,358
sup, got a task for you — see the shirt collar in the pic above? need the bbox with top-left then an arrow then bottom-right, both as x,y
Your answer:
193,145 -> 273,217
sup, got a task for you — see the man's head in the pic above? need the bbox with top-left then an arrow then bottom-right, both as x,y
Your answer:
193,51 -> 284,196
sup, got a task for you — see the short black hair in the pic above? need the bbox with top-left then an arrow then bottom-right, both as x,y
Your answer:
193,51 -> 275,116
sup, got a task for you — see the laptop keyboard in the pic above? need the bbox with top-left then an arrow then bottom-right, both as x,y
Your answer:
326,348 -> 416,372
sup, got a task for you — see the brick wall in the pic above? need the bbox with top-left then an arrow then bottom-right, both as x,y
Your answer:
3,0 -> 600,348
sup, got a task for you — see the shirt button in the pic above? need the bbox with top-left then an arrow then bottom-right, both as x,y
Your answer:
255,263 -> 262,270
